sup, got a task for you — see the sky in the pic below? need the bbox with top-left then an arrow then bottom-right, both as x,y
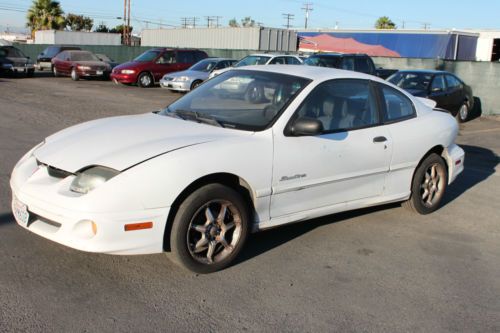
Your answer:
1,0 -> 499,33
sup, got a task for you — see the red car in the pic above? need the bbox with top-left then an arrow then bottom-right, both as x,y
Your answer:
110,48 -> 208,87
52,50 -> 111,81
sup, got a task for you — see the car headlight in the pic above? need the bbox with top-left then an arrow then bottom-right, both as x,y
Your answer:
174,76 -> 190,82
77,65 -> 91,70
70,166 -> 119,194
121,69 -> 135,74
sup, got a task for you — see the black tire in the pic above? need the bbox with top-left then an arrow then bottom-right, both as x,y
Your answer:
456,102 -> 469,123
190,80 -> 202,90
169,183 -> 249,273
71,68 -> 79,81
137,72 -> 153,88
403,153 -> 448,215
26,69 -> 34,78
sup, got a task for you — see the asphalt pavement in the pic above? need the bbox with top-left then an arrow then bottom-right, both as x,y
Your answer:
0,74 -> 499,332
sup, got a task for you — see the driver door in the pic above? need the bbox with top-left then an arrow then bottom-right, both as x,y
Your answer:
153,51 -> 178,81
270,79 -> 392,218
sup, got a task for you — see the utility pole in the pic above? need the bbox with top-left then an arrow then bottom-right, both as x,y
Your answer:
422,22 -> 430,30
123,0 -> 127,45
181,17 -> 188,28
401,21 -> 405,29
127,0 -> 131,43
302,2 -> 313,29
282,13 -> 294,29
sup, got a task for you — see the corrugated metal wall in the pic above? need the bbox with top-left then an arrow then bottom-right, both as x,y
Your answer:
35,30 -> 121,46
142,28 -> 297,52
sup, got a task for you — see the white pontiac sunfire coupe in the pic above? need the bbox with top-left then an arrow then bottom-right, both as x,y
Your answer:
11,65 -> 464,273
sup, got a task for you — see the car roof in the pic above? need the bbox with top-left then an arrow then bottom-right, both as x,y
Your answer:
149,48 -> 203,52
309,53 -> 369,57
246,53 -> 298,58
65,50 -> 94,54
203,57 -> 235,61
234,64 -> 384,82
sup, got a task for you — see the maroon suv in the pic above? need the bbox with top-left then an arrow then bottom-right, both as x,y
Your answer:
111,48 -> 208,87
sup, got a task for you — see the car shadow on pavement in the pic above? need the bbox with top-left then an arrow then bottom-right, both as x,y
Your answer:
235,203 -> 400,266
442,144 -> 498,207
0,212 -> 14,226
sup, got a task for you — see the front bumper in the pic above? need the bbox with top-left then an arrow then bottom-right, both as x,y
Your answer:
10,155 -> 170,255
2,64 -> 34,74
77,69 -> 108,78
36,61 -> 52,70
110,72 -> 137,84
159,78 -> 191,91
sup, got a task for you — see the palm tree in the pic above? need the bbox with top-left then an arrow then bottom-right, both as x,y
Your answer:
375,16 -> 397,30
26,0 -> 65,37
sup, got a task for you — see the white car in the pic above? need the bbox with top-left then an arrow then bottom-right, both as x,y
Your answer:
208,53 -> 303,79
10,66 -> 464,273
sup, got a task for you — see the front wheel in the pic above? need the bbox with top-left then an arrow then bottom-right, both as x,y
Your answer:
403,153 -> 448,215
137,72 -> 153,88
71,68 -> 79,81
190,80 -> 202,90
169,184 -> 249,273
456,102 -> 469,123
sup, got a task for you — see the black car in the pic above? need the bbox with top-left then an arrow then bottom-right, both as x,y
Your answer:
36,45 -> 81,71
303,53 -> 397,79
387,70 -> 474,122
0,46 -> 35,77
95,53 -> 119,69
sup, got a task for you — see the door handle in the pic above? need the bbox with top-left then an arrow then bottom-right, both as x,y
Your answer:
373,136 -> 387,143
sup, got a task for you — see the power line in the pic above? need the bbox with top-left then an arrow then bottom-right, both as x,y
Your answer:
204,16 -> 222,28
282,13 -> 294,29
301,2 -> 313,29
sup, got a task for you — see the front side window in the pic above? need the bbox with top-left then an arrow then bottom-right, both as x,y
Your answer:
70,52 -> 99,61
354,57 -> 372,74
431,75 -> 446,92
387,72 -> 433,91
269,57 -> 286,65
157,51 -> 176,64
235,56 -> 271,67
295,79 -> 379,132
286,57 -> 302,65
160,70 -> 310,131
304,56 -> 341,68
190,59 -> 218,72
341,58 -> 355,71
379,84 -> 416,122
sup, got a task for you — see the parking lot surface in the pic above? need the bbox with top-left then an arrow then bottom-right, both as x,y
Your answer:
1,75 -> 499,332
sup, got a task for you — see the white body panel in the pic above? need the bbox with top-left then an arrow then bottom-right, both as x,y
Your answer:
11,66 -> 464,255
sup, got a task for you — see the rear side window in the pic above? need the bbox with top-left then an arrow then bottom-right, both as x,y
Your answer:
55,51 -> 67,60
177,51 -> 195,63
286,57 -> 302,65
354,57 -> 373,74
269,57 -> 286,65
341,58 -> 355,71
445,75 -> 461,89
379,85 -> 416,122
295,79 -> 379,132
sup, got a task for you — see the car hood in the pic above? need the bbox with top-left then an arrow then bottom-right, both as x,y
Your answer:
113,61 -> 142,71
165,69 -> 208,80
34,113 -> 251,173
5,56 -> 30,66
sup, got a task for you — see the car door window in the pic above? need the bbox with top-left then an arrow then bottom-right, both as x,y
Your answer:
286,57 -> 301,65
295,79 -> 379,132
157,51 -> 176,64
269,57 -> 286,65
379,84 -> 416,122
445,75 -> 461,90
431,75 -> 446,92
176,51 -> 194,64
354,57 -> 372,73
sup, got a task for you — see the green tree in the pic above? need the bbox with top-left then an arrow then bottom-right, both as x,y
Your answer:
65,13 -> 93,31
110,24 -> 133,34
241,17 -> 255,27
94,24 -> 109,33
375,16 -> 397,29
26,0 -> 65,36
228,18 -> 239,27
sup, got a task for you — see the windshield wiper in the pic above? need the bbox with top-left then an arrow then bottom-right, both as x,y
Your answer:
170,109 -> 225,128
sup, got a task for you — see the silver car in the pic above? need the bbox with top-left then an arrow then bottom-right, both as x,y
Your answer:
160,58 -> 237,92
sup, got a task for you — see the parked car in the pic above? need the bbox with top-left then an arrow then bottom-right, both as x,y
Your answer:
111,48 -> 208,88
387,70 -> 474,122
304,53 -> 397,79
10,66 -> 464,273
0,46 -> 35,77
52,50 -> 111,81
160,58 -> 237,92
209,53 -> 303,78
95,53 -> 119,69
36,45 -> 81,71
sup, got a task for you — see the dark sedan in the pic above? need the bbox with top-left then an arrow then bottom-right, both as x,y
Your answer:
52,50 -> 111,80
387,70 -> 474,122
0,46 -> 35,77
36,45 -> 81,71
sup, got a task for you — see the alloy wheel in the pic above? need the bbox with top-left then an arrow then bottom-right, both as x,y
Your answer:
420,163 -> 446,207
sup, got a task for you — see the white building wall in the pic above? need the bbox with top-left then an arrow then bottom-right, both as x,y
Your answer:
35,30 -> 121,45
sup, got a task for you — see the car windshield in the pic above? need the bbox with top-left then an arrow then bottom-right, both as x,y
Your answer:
3,47 -> 26,58
134,50 -> 160,62
388,72 -> 433,91
96,54 -> 112,62
189,59 -> 218,72
71,52 -> 99,61
235,55 -> 271,67
160,70 -> 311,131
304,56 -> 341,68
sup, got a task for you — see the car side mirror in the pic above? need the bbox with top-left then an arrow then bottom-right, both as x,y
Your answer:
288,117 -> 323,136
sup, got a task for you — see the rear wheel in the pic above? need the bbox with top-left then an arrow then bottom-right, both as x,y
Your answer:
169,184 -> 249,273
137,72 -> 153,88
403,153 -> 448,214
456,102 -> 469,123
71,68 -> 79,81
